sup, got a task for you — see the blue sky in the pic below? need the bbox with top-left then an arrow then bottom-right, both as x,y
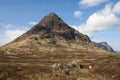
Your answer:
0,0 -> 120,51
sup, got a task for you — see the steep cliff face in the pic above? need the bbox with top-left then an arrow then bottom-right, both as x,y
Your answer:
1,13 -> 105,55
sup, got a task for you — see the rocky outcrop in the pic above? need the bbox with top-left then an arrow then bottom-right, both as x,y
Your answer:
51,61 -> 83,74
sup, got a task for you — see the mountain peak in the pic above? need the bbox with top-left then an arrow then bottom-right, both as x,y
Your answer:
39,13 -> 64,26
47,13 -> 59,17
44,13 -> 60,20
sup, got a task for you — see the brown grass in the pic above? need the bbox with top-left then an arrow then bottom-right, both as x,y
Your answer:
0,50 -> 120,80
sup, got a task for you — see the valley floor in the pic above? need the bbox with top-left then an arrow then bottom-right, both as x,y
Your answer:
0,53 -> 120,80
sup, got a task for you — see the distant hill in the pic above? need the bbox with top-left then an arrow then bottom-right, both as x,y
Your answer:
93,42 -> 115,52
116,51 -> 120,54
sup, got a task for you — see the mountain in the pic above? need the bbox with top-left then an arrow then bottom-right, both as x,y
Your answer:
116,51 -> 120,54
1,13 -> 120,80
93,42 -> 115,52
1,13 -> 107,55
14,13 -> 91,44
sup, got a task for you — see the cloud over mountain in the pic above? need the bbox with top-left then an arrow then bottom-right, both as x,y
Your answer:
0,24 -> 29,46
74,10 -> 82,18
79,0 -> 107,7
28,21 -> 38,25
72,4 -> 120,35
113,1 -> 120,14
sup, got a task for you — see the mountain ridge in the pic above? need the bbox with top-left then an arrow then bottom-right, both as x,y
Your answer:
93,42 -> 115,52
14,13 -> 91,43
1,13 -> 108,55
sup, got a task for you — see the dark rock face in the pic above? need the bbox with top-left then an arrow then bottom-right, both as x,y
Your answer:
14,13 -> 91,44
93,42 -> 115,52
2,13 -> 100,55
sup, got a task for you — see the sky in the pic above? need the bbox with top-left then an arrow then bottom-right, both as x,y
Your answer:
0,0 -> 120,51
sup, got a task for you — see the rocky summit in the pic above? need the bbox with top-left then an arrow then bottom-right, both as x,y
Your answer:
1,13 -> 105,55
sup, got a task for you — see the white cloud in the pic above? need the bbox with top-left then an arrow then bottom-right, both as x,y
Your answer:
72,4 -> 120,36
74,10 -> 82,18
5,29 -> 27,41
0,23 -> 14,29
110,42 -> 120,51
71,25 -> 92,36
79,0 -> 107,7
0,26 -> 29,46
28,21 -> 38,25
71,4 -> 120,51
113,1 -> 120,14
0,22 -> 37,46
